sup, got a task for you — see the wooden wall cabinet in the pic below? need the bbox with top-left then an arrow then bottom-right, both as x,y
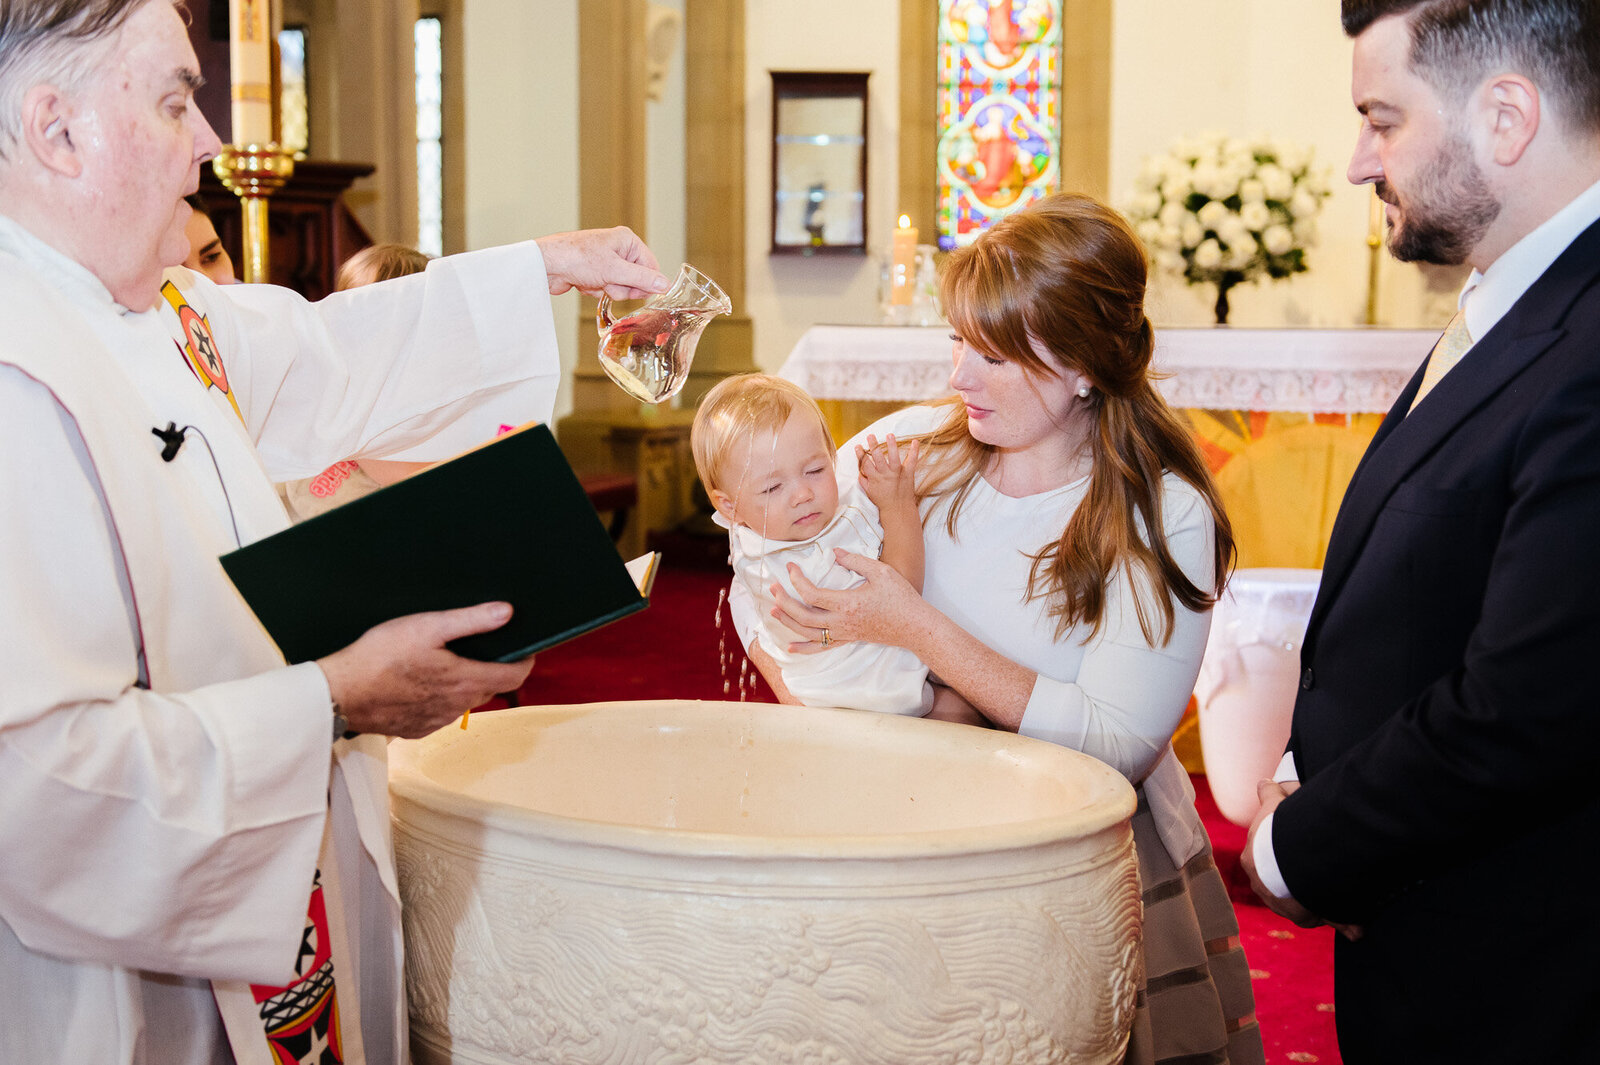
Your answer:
197,159 -> 376,300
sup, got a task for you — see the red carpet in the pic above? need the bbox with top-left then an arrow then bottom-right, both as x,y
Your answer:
494,557 -> 1341,1064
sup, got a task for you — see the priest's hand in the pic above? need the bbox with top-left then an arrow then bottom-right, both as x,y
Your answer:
536,226 -> 668,300
316,602 -> 535,739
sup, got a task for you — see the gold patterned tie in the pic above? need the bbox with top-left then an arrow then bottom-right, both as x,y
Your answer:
1408,309 -> 1473,413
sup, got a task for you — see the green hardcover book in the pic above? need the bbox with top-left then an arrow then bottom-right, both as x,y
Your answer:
221,423 -> 658,663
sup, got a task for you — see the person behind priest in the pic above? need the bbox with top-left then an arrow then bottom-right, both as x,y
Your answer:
743,192 -> 1262,1065
1238,1 -> 1600,1060
180,192 -> 235,284
336,239 -> 433,289
692,371 -> 957,719
277,241 -> 437,521
0,1 -> 669,1063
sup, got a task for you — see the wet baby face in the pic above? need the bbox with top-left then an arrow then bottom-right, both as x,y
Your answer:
711,409 -> 839,541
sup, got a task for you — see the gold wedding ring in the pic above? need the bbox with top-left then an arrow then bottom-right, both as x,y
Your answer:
821,628 -> 832,647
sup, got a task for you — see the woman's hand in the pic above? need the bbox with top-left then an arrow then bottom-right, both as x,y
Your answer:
771,548 -> 931,654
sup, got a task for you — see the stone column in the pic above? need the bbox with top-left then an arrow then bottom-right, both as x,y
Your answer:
570,0 -> 653,417
897,1 -> 937,228
320,0 -> 421,245
1060,0 -> 1112,201
677,0 -> 752,406
561,0 -> 751,547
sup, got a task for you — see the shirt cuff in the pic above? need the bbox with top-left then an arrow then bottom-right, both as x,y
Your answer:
1252,811 -> 1294,900
1273,750 -> 1299,783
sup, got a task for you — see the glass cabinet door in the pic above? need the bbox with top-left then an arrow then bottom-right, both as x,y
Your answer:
770,71 -> 869,255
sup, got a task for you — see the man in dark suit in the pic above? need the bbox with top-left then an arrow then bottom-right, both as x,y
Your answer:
1241,1 -> 1600,1060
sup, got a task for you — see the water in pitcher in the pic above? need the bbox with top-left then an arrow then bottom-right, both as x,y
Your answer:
597,306 -> 691,404
595,263 -> 730,405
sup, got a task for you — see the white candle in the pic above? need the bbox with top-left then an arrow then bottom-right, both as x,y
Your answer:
229,0 -> 273,146
891,215 -> 917,307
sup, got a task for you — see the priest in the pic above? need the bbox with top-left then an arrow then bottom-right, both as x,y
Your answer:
0,1 -> 666,1062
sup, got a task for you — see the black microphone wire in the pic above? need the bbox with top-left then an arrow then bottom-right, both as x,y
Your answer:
156,423 -> 242,549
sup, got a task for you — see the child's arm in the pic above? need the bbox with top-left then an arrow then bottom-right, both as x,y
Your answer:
856,434 -> 924,592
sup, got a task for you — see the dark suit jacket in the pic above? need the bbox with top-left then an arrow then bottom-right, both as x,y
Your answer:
1275,215 -> 1600,1062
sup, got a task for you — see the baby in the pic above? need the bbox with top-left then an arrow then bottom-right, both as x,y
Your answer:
691,373 -> 932,715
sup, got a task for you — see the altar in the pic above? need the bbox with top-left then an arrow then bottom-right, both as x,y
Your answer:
779,324 -> 1439,568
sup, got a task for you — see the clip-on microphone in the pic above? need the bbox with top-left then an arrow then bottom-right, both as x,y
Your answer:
152,421 -> 187,462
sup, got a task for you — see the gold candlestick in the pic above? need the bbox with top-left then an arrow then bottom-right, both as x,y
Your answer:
213,145 -> 295,284
1365,187 -> 1385,325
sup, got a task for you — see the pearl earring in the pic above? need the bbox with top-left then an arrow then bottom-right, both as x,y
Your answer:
1077,385 -> 1091,399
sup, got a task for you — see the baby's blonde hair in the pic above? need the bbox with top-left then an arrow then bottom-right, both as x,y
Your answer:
691,373 -> 832,495
335,242 -> 433,291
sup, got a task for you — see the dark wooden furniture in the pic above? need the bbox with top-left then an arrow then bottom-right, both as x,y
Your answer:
196,160 -> 376,300
579,472 -> 639,543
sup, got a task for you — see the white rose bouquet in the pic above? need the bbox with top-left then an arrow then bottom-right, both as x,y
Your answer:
1123,132 -> 1332,322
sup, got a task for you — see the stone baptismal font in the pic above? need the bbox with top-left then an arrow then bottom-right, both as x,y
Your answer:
390,700 -> 1143,1064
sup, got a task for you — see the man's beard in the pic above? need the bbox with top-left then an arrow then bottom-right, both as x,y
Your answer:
1381,132 -> 1501,265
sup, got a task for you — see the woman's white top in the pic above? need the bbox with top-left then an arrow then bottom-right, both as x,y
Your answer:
733,404 -> 1214,866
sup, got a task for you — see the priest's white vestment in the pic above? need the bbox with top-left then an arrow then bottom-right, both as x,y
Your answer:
0,213 -> 560,1065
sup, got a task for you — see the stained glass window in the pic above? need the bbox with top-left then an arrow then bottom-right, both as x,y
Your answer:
415,16 -> 444,258
935,1 -> 1062,250
277,26 -> 308,155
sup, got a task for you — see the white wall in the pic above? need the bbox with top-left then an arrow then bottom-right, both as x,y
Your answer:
1110,0 -> 1460,328
447,2 -> 1458,403
460,0 -> 584,417
735,0 -> 1459,376
745,1 -> 901,371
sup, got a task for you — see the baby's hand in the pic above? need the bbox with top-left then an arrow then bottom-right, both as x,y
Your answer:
856,433 -> 919,509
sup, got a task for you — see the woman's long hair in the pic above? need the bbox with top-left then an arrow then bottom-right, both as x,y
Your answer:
918,193 -> 1235,645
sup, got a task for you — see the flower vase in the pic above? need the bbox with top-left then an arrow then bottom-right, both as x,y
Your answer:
1212,272 -> 1245,325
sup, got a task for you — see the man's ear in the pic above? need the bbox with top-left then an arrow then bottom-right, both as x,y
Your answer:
1479,73 -> 1539,168
20,84 -> 82,178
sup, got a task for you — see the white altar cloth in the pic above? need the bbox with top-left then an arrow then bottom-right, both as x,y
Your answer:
779,325 -> 1439,415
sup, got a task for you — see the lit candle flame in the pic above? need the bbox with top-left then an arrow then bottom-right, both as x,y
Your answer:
898,214 -> 911,230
